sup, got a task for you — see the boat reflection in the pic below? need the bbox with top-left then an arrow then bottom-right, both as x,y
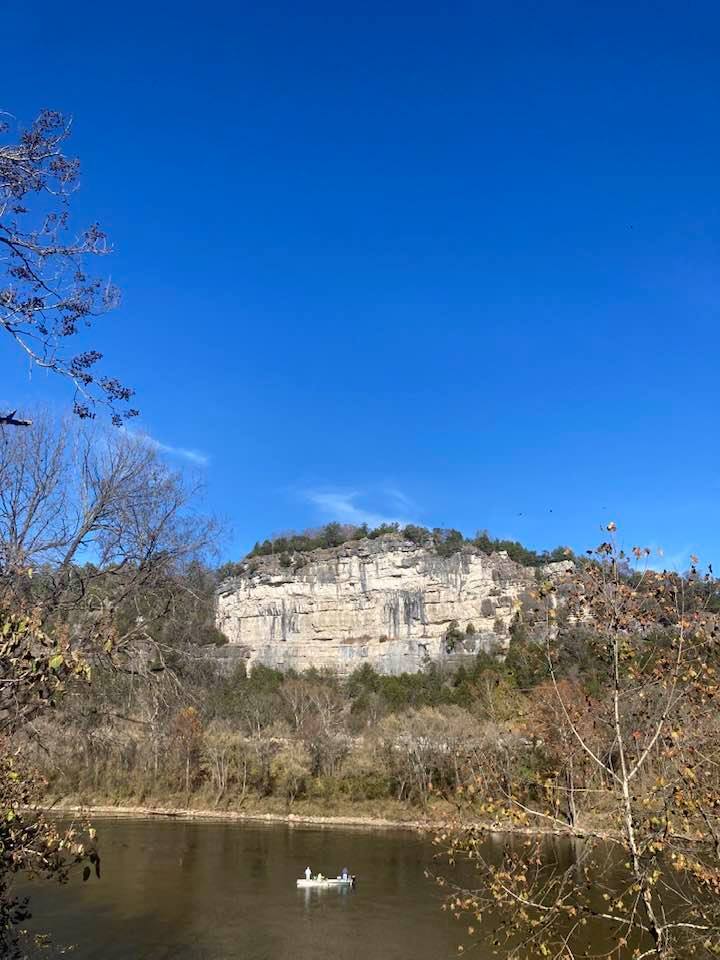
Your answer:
299,883 -> 355,909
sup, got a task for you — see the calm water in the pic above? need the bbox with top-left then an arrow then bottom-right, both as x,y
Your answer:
22,818 -> 643,959
22,818 -> 471,960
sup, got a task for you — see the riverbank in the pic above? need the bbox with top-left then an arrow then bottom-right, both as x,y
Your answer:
43,798 -> 616,842
45,800 -> 441,831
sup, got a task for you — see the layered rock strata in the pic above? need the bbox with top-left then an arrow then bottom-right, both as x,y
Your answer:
216,536 -> 571,675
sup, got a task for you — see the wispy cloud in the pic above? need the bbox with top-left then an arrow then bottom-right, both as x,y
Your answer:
644,543 -> 694,573
128,430 -> 209,467
304,488 -> 414,527
383,486 -> 418,512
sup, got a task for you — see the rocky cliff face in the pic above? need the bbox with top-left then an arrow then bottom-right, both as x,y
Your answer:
216,536 -> 572,675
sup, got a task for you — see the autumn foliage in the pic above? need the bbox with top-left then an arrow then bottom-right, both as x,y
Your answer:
439,531 -> 720,959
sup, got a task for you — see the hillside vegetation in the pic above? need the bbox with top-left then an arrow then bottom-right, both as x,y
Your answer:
28,577 -> 717,826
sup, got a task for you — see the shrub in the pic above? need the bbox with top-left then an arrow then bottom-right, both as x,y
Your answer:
403,524 -> 430,544
270,742 -> 312,806
433,528 -> 465,558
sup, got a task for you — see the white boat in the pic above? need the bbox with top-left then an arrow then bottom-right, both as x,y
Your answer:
296,876 -> 355,888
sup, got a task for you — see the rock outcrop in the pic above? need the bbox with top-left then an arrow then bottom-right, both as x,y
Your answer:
216,536 -> 572,675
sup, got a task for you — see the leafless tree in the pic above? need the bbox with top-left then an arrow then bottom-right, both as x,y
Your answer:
0,412 -> 219,681
441,530 -> 720,959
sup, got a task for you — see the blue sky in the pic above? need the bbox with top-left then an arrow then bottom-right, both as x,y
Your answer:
2,2 -> 719,567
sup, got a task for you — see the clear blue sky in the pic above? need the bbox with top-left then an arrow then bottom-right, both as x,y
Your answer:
3,2 -> 719,567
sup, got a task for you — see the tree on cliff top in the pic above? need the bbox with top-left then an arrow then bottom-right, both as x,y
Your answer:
0,109 -> 136,425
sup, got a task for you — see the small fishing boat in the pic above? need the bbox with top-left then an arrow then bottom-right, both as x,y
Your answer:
296,876 -> 355,888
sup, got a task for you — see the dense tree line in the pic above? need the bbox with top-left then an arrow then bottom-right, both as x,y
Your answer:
26,637 -> 543,813
18,613 -> 643,817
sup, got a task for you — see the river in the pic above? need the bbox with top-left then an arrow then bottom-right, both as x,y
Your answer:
22,816 -> 649,959
23,817 -> 472,960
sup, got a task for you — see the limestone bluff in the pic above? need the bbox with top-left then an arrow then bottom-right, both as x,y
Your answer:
215,535 -> 573,675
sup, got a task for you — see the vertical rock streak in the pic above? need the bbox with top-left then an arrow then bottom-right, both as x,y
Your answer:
216,538 -> 571,675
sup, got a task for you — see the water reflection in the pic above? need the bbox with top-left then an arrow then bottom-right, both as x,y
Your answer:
19,818 -> 636,960
299,883 -> 355,911
21,819 -> 461,960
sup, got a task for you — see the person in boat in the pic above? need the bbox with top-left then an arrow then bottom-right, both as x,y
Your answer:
305,866 -> 312,881
341,867 -> 349,880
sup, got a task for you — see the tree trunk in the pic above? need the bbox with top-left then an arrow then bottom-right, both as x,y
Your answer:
565,761 -> 577,828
